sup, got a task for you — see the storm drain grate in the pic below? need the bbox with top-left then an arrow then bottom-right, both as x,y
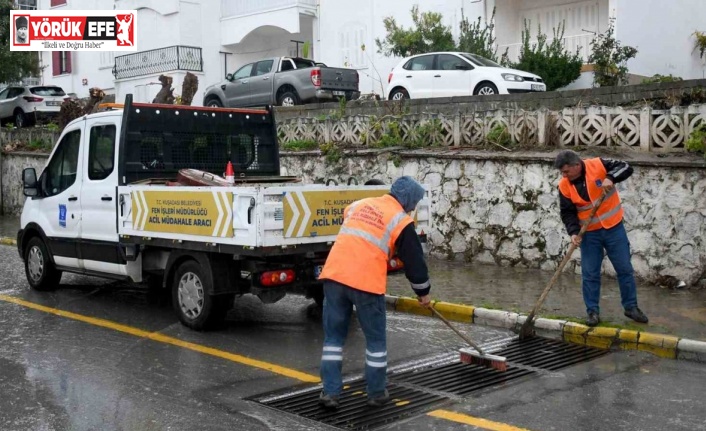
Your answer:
250,337 -> 608,429
251,380 -> 449,430
391,337 -> 609,397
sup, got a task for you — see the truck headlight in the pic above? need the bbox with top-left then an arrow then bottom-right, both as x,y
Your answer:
502,73 -> 524,82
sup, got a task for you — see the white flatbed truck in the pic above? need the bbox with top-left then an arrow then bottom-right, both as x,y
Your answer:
17,95 -> 430,329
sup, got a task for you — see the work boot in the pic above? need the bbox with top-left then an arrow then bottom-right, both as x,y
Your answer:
319,391 -> 340,409
624,307 -> 648,323
586,312 -> 600,327
367,389 -> 390,407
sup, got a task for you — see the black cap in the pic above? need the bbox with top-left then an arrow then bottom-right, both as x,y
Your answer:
15,16 -> 28,29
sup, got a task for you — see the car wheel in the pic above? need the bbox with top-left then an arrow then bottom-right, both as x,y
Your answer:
24,237 -> 62,291
206,98 -> 223,108
14,110 -> 26,128
474,82 -> 499,96
172,260 -> 232,330
389,88 -> 409,101
278,91 -> 299,107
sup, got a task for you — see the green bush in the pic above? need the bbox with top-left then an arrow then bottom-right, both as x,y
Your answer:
686,123 -> 706,159
641,74 -> 683,84
512,21 -> 582,91
589,19 -> 638,87
486,124 -> 513,147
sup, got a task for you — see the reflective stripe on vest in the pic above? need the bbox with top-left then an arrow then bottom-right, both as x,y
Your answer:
318,195 -> 414,295
558,158 -> 624,231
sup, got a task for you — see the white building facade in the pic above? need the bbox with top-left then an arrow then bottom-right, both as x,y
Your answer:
36,0 -> 706,104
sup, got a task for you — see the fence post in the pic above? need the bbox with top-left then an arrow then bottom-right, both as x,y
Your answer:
453,110 -> 461,147
640,107 -> 651,152
537,108 -> 547,146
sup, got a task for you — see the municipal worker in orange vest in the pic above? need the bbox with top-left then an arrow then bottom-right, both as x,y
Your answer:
554,150 -> 648,327
317,176 -> 431,409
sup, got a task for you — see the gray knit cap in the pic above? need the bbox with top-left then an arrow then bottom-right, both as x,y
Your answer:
390,176 -> 425,212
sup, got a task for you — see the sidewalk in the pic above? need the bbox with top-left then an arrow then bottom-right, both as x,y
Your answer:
2,215 -> 704,342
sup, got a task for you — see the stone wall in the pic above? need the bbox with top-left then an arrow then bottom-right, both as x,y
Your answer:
280,149 -> 706,287
0,152 -> 48,216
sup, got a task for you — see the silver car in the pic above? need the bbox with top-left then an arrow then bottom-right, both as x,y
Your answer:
0,85 -> 67,128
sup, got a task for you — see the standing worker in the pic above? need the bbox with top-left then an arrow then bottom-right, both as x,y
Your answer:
554,150 -> 648,327
317,176 -> 432,409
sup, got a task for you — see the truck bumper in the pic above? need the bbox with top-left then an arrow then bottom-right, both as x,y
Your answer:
315,89 -> 361,102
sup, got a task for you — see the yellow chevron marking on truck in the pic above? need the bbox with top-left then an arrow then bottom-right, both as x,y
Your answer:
131,190 -> 233,237
283,189 -> 387,238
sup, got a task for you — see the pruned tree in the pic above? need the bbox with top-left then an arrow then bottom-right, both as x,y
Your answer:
589,19 -> 638,87
179,72 -> 198,106
84,87 -> 106,114
375,5 -> 455,57
152,75 -> 175,104
457,8 -> 508,64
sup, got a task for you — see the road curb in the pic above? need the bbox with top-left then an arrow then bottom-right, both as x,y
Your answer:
385,295 -> 706,363
0,236 -> 17,247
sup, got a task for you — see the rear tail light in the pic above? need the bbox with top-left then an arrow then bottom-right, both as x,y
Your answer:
259,269 -> 296,286
310,69 -> 321,87
23,96 -> 43,103
387,256 -> 404,272
388,72 -> 393,83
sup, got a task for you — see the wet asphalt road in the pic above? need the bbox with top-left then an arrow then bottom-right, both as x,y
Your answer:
1,244 -> 705,431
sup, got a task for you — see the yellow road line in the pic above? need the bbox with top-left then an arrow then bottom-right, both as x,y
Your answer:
0,294 -> 320,383
428,410 -> 535,431
0,294 -> 537,431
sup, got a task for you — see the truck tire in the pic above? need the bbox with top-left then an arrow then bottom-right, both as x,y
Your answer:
172,260 -> 233,330
24,237 -> 62,291
278,90 -> 299,107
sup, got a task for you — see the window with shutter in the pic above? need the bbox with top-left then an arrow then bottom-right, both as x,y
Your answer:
53,51 -> 71,75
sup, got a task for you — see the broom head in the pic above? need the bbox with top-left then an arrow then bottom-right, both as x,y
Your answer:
459,347 -> 508,372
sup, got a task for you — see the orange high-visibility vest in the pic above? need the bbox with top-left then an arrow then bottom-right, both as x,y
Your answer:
319,194 -> 414,294
558,158 -> 624,231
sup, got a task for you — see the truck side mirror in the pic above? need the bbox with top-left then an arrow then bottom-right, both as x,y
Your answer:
226,73 -> 234,81
22,168 -> 38,197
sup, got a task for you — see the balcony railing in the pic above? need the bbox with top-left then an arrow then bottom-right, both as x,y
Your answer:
113,46 -> 203,80
499,33 -> 596,64
221,0 -> 316,18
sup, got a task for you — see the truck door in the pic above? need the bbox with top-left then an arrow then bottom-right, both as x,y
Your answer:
249,59 -> 274,106
225,62 -> 254,107
78,119 -> 124,275
36,121 -> 85,269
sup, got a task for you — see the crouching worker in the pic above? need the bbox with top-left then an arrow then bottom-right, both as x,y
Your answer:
317,176 -> 432,409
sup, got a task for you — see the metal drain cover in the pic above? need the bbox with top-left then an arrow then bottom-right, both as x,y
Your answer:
250,337 -> 608,429
251,380 -> 449,430
391,337 -> 609,397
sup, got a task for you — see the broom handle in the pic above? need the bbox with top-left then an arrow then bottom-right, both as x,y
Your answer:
520,191 -> 608,334
430,307 -> 485,355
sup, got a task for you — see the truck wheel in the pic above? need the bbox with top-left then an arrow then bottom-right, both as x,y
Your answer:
172,260 -> 232,330
24,237 -> 62,291
205,98 -> 223,108
278,91 -> 299,107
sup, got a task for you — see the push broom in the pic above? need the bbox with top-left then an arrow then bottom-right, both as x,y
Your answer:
518,191 -> 608,340
429,307 -> 507,372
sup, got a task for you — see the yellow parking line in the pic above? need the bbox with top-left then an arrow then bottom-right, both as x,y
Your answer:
0,294 -> 537,431
428,410 -> 535,431
0,294 -> 320,383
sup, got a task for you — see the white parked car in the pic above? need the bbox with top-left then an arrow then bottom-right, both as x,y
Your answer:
0,85 -> 67,128
385,52 -> 546,100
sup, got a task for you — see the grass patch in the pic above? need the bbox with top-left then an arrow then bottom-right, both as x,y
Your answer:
282,139 -> 319,151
